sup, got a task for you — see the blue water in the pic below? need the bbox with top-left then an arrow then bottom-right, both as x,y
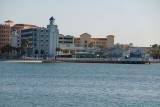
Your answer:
0,62 -> 160,107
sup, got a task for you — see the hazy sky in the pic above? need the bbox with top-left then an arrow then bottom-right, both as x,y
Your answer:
0,0 -> 160,46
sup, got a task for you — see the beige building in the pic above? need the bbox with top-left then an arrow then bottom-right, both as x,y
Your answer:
106,35 -> 114,48
74,33 -> 114,48
0,24 -> 11,49
0,20 -> 38,49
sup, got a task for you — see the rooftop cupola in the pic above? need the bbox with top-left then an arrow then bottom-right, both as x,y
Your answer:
49,16 -> 55,25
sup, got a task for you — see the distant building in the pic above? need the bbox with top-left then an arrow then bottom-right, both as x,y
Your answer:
58,34 -> 75,56
79,33 -> 91,48
21,17 -> 59,58
91,38 -> 108,48
10,24 -> 37,48
106,35 -> 114,48
74,33 -> 115,49
0,19 -> 37,50
11,24 -> 37,30
74,38 -> 80,47
0,24 -> 11,50
21,27 -> 48,57
59,34 -> 74,48
10,30 -> 21,48
129,47 -> 151,58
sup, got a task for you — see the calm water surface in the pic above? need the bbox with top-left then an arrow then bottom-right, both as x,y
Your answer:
0,62 -> 160,107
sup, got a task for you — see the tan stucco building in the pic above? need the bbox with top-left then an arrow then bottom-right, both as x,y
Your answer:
0,24 -> 11,49
74,33 -> 114,48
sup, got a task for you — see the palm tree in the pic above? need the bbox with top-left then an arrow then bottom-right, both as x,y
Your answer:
56,47 -> 61,57
0,45 -> 16,57
21,39 -> 30,57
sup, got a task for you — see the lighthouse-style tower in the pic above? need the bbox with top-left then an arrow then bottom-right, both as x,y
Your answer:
47,16 -> 59,59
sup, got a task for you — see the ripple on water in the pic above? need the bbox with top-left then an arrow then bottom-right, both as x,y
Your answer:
0,62 -> 160,107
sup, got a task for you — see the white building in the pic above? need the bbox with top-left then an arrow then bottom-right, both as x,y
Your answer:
21,17 -> 59,58
10,29 -> 21,48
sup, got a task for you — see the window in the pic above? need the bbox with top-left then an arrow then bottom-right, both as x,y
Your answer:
34,43 -> 37,46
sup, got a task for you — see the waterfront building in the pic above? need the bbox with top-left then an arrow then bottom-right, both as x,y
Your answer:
21,27 -> 48,57
90,38 -> 108,48
59,34 -> 74,48
0,23 -> 11,50
58,34 -> 74,56
129,47 -> 151,58
106,35 -> 114,48
74,33 -> 115,49
0,19 -> 37,50
79,33 -> 91,48
10,29 -> 21,48
10,24 -> 37,48
11,24 -> 37,31
74,38 -> 80,47
21,17 -> 59,58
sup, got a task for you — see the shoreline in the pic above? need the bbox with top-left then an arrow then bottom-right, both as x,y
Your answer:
1,58 -> 158,64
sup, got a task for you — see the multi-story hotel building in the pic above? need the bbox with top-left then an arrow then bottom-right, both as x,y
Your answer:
0,19 -> 37,50
21,17 -> 59,58
74,33 -> 114,49
10,24 -> 37,48
0,23 -> 11,50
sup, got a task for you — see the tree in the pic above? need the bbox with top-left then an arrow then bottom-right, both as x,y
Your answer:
0,45 -> 17,58
21,39 -> 29,48
150,44 -> 160,59
56,48 -> 61,56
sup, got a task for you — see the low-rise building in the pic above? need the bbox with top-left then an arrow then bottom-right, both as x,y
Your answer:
58,34 -> 74,56
59,34 -> 74,48
74,33 -> 114,49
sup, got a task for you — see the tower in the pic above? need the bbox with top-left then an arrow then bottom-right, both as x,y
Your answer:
47,16 -> 59,58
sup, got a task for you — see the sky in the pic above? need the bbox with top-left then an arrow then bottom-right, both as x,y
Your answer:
0,0 -> 160,47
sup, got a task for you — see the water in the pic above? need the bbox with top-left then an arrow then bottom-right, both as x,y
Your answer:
0,62 -> 160,107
